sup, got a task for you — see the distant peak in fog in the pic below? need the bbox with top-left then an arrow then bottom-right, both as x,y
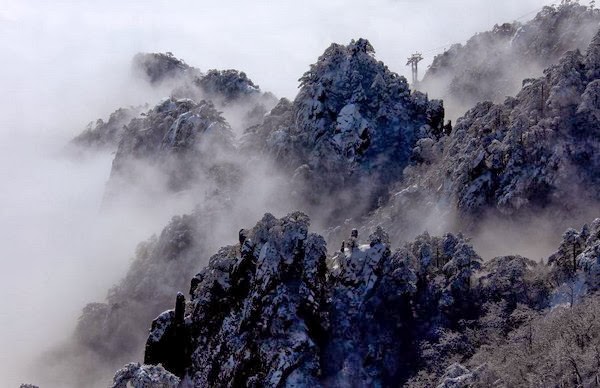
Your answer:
421,1 -> 600,119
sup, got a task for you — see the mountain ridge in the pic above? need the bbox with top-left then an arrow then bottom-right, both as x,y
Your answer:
45,5 -> 600,387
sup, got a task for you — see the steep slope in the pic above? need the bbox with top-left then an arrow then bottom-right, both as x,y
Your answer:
243,38 -> 444,219
144,212 -> 329,386
421,2 -> 600,119
369,26 -> 600,242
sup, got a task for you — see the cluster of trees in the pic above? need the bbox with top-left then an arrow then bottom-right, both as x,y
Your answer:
409,217 -> 600,387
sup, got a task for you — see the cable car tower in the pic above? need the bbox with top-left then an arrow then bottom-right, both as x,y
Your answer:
406,53 -> 423,88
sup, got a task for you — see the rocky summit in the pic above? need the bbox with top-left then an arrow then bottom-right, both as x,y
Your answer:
244,38 -> 445,215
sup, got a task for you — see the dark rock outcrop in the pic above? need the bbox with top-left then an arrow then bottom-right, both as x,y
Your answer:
104,211 -> 596,387
145,212 -> 328,386
243,38 -> 444,219
111,362 -> 180,388
139,213 -> 522,387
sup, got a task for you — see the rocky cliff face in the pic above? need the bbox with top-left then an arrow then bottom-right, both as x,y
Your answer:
421,2 -> 600,119
243,38 -> 444,219
111,363 -> 180,388
129,212 -> 560,387
144,212 -> 328,386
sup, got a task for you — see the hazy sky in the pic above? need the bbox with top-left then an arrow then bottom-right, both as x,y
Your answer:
0,0 -> 563,385
1,0 -> 553,128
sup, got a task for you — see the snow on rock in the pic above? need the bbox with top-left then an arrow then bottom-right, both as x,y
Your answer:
435,363 -> 476,388
136,213 -> 494,386
141,216 -> 481,386
144,212 -> 329,387
317,225 -> 485,386
101,211 -> 590,386
111,362 -> 180,388
243,38 -> 445,217
325,227 -> 418,385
